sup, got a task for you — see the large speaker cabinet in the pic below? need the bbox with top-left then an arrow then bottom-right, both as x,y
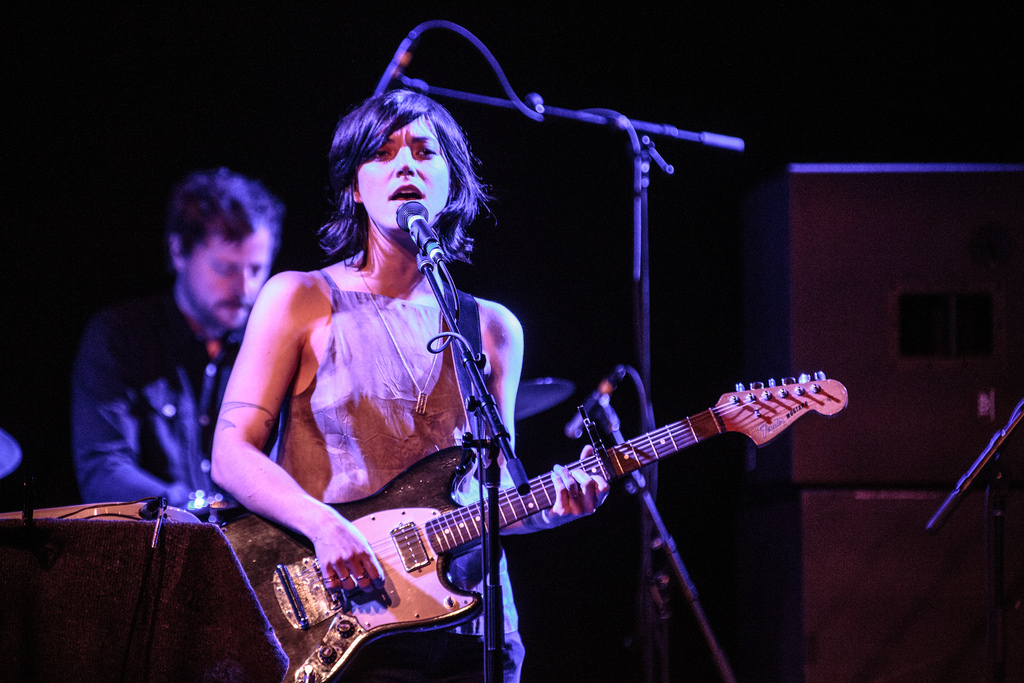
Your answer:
737,489 -> 1024,683
743,163 -> 1023,486
737,164 -> 1024,683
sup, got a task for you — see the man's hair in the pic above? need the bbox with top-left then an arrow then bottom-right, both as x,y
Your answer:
319,90 -> 490,265
166,167 -> 285,257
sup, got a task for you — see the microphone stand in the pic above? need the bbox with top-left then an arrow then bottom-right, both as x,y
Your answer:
593,395 -> 739,683
373,21 -> 744,682
415,254 -> 530,683
927,396 -> 1023,683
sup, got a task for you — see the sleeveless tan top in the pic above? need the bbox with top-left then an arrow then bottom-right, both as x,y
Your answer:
275,270 -> 518,633
276,272 -> 468,503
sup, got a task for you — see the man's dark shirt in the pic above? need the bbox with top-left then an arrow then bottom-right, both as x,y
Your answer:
71,293 -> 239,509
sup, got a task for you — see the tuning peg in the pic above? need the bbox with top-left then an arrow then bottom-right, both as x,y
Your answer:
750,381 -> 764,390
798,373 -> 811,383
735,383 -> 745,392
814,371 -> 826,381
768,378 -> 777,387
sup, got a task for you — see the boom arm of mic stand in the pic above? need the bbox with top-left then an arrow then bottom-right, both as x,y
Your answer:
397,75 -> 744,151
928,397 -> 1024,532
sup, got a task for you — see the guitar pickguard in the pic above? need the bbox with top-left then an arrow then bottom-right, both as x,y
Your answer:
225,502 -> 481,682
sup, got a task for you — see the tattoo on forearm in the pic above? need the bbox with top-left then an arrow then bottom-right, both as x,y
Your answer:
218,401 -> 276,432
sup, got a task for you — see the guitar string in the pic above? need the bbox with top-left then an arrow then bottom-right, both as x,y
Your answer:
293,384 -> 837,585
292,453 -> 615,586
427,386 -> 838,551
371,399 -> 794,556
292,447 -> 667,586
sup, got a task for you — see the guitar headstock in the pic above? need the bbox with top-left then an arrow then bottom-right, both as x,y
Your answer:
715,373 -> 848,446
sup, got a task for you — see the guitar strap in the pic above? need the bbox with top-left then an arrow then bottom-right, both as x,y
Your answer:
442,284 -> 483,479
446,284 -> 482,405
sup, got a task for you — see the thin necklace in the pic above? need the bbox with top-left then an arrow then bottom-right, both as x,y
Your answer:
360,272 -> 441,415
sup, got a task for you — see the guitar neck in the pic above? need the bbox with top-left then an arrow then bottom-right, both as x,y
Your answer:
424,410 -> 719,554
424,374 -> 849,555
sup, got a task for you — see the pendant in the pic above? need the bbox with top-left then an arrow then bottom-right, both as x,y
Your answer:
414,392 -> 428,415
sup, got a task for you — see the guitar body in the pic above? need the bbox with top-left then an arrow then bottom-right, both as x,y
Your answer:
222,448 -> 481,682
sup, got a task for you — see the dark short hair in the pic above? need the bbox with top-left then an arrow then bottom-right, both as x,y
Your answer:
319,90 -> 489,264
166,167 -> 285,257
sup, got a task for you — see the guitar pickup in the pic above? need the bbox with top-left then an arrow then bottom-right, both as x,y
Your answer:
391,521 -> 430,572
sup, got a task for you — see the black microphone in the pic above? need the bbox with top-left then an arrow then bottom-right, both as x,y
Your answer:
564,365 -> 627,439
373,29 -> 424,96
396,201 -> 445,265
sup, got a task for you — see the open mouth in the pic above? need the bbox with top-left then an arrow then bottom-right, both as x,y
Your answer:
389,185 -> 424,202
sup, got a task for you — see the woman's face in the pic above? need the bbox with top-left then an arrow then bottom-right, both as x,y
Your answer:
354,116 -> 451,237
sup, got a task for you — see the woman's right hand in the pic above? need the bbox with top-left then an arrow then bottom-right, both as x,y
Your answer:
311,506 -> 385,593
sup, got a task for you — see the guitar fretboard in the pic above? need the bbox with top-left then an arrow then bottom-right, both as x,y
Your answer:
423,410 -> 723,554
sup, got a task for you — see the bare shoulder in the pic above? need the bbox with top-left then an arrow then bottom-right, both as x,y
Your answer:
474,297 -> 524,420
248,270 -> 332,331
261,270 -> 327,299
475,297 -> 523,349
476,297 -> 522,332
257,270 -> 329,307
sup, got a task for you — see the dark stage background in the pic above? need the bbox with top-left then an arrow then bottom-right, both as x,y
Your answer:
3,4 -> 1022,682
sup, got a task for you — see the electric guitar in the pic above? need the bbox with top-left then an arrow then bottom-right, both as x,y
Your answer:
222,375 -> 847,682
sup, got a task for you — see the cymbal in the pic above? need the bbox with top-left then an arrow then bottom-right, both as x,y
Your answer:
515,377 -> 575,420
0,427 -> 22,479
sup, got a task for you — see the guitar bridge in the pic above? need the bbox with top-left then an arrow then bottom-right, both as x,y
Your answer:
272,557 -> 343,630
391,521 -> 430,571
